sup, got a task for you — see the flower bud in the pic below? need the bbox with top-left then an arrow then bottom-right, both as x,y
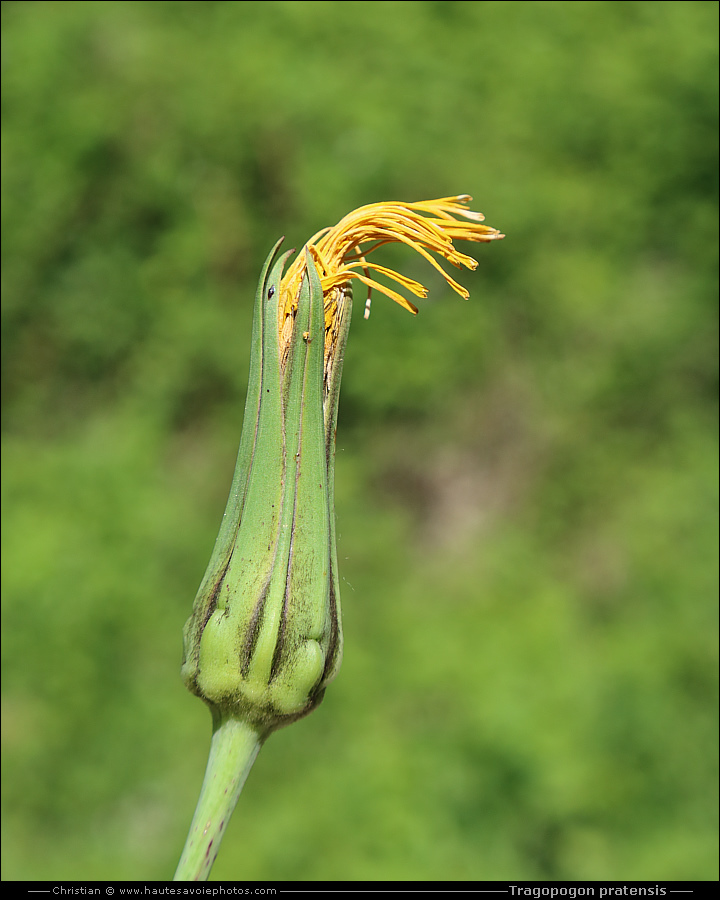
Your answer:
181,242 -> 348,734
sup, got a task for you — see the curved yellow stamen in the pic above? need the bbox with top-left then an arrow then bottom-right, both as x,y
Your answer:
278,195 -> 504,370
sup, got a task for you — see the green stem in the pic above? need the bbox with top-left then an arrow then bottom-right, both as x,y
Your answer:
174,715 -> 265,881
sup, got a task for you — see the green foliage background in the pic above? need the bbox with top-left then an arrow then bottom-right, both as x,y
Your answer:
2,0 -> 717,882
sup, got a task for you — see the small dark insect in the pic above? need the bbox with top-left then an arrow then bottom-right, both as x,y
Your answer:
268,286 -> 275,299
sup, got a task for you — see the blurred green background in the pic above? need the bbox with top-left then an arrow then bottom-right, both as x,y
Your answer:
2,0 -> 717,882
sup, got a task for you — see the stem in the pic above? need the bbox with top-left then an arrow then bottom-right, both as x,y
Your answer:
174,715 -> 265,881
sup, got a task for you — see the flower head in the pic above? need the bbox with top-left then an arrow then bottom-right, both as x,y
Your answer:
181,195 -> 503,735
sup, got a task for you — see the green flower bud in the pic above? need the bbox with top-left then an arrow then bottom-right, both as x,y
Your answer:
181,240 -> 350,735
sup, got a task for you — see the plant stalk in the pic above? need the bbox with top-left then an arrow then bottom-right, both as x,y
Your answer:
174,715 -> 265,881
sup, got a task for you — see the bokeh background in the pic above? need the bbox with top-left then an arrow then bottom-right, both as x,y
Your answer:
2,0 -> 717,882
